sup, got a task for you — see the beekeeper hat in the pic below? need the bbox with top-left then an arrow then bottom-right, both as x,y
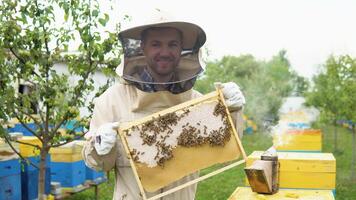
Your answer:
118,11 -> 206,50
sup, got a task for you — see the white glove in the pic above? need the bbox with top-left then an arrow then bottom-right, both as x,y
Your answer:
214,82 -> 246,111
94,122 -> 119,155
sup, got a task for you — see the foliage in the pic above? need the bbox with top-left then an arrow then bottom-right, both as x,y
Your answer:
305,55 -> 355,126
305,55 -> 356,179
0,0 -> 121,198
195,50 -> 298,128
293,75 -> 309,96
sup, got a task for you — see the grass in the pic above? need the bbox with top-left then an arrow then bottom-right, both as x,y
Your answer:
65,124 -> 355,200
319,124 -> 356,200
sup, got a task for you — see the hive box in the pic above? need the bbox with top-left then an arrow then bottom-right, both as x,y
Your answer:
246,151 -> 336,190
228,187 -> 335,200
21,156 -> 51,200
18,136 -> 42,157
273,129 -> 322,152
8,123 -> 37,136
0,158 -> 22,200
50,142 -> 86,191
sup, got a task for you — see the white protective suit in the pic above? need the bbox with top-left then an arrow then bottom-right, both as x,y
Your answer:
82,19 -> 244,200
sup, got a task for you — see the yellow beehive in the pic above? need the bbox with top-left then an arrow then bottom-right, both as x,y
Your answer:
246,151 -> 336,190
228,187 -> 335,200
0,139 -> 19,161
18,136 -> 42,157
273,129 -> 322,151
49,141 -> 83,162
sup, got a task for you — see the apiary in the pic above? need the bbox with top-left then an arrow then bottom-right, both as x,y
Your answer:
118,90 -> 245,199
246,151 -> 336,190
228,187 -> 335,200
273,129 -> 322,152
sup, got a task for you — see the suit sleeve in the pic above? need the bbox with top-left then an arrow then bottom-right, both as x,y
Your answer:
82,96 -> 118,172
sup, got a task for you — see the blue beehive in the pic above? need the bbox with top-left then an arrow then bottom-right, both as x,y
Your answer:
61,120 -> 84,133
8,123 -> 37,136
21,155 -> 51,200
51,160 -> 86,187
0,158 -> 22,200
85,166 -> 106,184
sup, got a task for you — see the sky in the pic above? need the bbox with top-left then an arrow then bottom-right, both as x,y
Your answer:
107,0 -> 356,78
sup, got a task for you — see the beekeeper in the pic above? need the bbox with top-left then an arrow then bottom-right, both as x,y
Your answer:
82,15 -> 245,200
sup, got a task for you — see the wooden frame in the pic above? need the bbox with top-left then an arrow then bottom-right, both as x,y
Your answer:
117,89 -> 247,200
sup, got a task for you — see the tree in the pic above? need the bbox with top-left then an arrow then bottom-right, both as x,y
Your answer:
305,55 -> 356,179
293,75 -> 309,96
305,55 -> 351,152
0,0 -> 121,199
195,50 -> 296,128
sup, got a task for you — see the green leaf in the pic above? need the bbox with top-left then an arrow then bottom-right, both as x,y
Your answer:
92,10 -> 99,17
99,14 -> 109,26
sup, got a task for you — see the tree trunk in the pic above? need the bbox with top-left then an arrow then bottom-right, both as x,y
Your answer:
352,126 -> 356,181
38,149 -> 48,200
333,120 -> 338,152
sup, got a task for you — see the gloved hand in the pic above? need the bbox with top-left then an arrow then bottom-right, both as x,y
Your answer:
214,82 -> 246,111
94,122 -> 119,155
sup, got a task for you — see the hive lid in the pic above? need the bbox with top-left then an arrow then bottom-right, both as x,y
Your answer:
247,151 -> 336,173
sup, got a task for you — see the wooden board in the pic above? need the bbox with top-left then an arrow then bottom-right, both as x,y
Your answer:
228,187 -> 335,200
117,90 -> 246,199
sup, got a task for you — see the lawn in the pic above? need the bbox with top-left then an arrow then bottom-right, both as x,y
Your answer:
65,124 -> 355,200
319,124 -> 356,200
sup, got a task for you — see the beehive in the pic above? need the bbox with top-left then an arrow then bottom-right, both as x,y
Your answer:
246,151 -> 336,190
50,141 -> 86,191
21,155 -> 51,200
228,187 -> 335,200
8,123 -> 38,136
18,136 -> 42,157
0,139 -> 19,160
273,129 -> 322,152
49,141 -> 83,162
50,161 -> 85,190
85,166 -> 106,184
0,158 -> 22,200
118,91 -> 245,195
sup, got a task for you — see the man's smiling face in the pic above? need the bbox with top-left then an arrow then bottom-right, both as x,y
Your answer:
141,27 -> 183,76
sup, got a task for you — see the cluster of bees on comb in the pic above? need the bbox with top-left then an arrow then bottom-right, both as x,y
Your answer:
125,100 -> 232,167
